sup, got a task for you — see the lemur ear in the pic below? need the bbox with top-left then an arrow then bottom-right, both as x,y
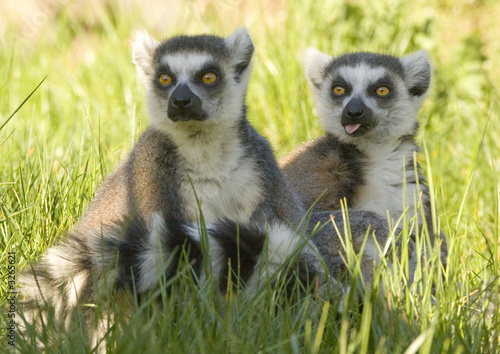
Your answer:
132,31 -> 160,77
400,50 -> 432,96
225,28 -> 254,76
302,48 -> 333,89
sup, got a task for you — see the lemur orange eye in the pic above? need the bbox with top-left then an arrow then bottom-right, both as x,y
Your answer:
201,72 -> 217,85
159,74 -> 172,86
333,85 -> 345,95
376,86 -> 390,96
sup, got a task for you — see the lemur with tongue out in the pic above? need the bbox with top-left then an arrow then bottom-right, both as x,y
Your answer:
280,50 -> 447,262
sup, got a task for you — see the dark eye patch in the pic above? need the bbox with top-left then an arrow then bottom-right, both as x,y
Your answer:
154,64 -> 177,90
367,75 -> 396,99
329,76 -> 352,99
195,63 -> 223,85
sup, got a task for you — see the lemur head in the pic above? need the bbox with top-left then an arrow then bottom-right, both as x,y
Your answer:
303,50 -> 431,145
132,28 -> 254,134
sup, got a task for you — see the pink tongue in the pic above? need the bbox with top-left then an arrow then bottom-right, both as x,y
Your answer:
345,123 -> 361,134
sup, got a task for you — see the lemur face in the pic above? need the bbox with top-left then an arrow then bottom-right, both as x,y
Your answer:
132,28 -> 254,132
303,50 -> 431,144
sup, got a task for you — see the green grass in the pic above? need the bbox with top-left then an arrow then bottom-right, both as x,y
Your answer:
1,0 -> 499,352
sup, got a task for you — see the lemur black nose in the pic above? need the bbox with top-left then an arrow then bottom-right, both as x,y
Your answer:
341,96 -> 374,135
171,84 -> 194,108
168,83 -> 206,122
344,98 -> 366,119
172,96 -> 192,108
345,107 -> 364,119
342,96 -> 372,122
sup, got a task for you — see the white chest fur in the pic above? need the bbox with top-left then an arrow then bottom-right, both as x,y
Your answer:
173,126 -> 264,224
355,142 -> 419,223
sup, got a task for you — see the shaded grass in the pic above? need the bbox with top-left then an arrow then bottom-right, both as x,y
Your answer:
1,0 -> 499,352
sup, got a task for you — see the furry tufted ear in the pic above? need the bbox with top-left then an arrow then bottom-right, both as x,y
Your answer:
225,28 -> 254,76
400,50 -> 432,96
302,48 -> 333,89
132,31 -> 160,78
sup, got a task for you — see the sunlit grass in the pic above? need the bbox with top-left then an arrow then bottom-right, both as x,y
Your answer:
1,0 -> 499,352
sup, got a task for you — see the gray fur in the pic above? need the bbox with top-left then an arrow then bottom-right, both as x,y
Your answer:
324,52 -> 405,82
310,210 -> 415,282
282,50 -> 447,283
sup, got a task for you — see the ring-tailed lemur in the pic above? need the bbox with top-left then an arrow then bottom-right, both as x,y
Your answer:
280,50 -> 447,279
20,31 -> 400,347
20,28 -> 319,327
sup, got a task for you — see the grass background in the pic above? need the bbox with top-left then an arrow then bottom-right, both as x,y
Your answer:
0,0 -> 499,352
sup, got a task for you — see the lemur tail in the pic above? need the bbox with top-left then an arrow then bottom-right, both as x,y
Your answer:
19,216 -> 152,328
20,214 -> 325,328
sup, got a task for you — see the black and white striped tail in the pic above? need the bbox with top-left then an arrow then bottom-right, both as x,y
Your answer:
20,213 -> 325,329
